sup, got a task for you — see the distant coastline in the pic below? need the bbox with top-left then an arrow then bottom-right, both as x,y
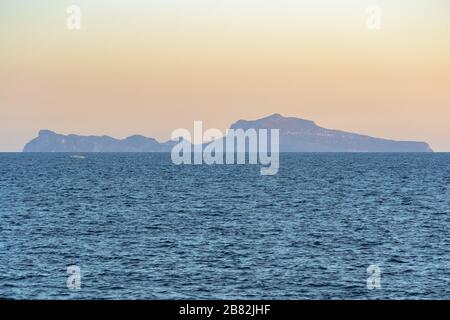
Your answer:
23,114 -> 433,153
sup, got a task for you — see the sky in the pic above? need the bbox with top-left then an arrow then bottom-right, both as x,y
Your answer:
1,0 -> 449,151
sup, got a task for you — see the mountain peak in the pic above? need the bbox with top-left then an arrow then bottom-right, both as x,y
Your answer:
230,113 -> 317,131
267,113 -> 283,119
228,113 -> 431,152
38,129 -> 57,137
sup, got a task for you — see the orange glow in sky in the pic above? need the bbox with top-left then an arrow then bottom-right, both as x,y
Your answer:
1,0 -> 449,151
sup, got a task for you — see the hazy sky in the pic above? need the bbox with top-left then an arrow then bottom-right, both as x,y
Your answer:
1,0 -> 449,151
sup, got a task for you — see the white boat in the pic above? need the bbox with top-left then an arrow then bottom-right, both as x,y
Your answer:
70,155 -> 86,159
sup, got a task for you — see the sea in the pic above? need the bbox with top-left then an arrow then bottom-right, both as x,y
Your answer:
0,153 -> 449,299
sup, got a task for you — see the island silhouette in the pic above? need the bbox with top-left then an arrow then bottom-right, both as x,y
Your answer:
23,114 -> 433,152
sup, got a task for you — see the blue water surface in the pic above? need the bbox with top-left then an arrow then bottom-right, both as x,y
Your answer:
0,153 -> 449,299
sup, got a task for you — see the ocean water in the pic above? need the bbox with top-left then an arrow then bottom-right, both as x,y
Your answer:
0,153 -> 449,300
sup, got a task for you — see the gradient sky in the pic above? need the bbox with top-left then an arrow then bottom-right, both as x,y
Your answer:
1,0 -> 449,151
